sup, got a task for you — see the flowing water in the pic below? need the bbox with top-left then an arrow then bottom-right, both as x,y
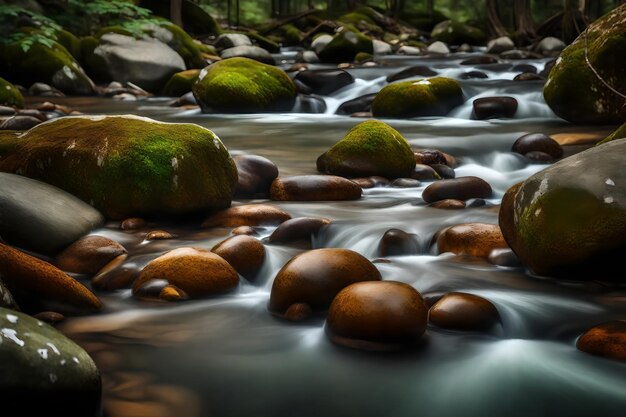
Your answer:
56,51 -> 626,417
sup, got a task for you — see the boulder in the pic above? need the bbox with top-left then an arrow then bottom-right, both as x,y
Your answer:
220,45 -> 275,65
429,292 -> 500,331
294,69 -> 354,95
162,69 -> 200,97
427,41 -> 450,55
311,34 -> 333,54
143,23 -> 208,69
201,204 -> 291,227
270,175 -> 362,201
211,235 -> 265,279
436,223 -> 507,257
499,140 -> 626,279
0,307 -> 101,416
543,5 -> 626,124
486,36 -> 515,54
0,77 -> 24,108
372,77 -> 464,118
318,29 -> 373,63
577,321 -> 626,361
317,120 -> 415,179
215,33 -> 252,51
430,20 -> 487,45
234,154 -> 279,198
534,37 -> 566,56
422,176 -> 492,203
0,173 -> 104,255
192,57 -> 297,113
372,39 -> 392,55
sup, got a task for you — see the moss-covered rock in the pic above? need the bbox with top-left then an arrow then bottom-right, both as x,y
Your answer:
318,28 -> 373,63
192,57 -> 296,113
402,10 -> 448,32
246,32 -> 281,53
317,120 -> 415,179
139,0 -> 222,36
543,5 -> 626,124
0,77 -> 24,108
55,29 -> 82,61
0,40 -> 95,95
430,20 -> 487,45
598,122 -> 626,145
162,69 -> 200,96
0,115 -> 238,219
145,23 -> 206,69
499,139 -> 626,279
371,76 -> 464,118
269,23 -> 303,47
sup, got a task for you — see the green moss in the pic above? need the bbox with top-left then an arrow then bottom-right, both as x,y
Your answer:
270,24 -> 303,47
598,122 -> 626,145
0,130 -> 20,158
153,23 -> 206,69
192,57 -> 296,113
322,120 -> 415,179
372,76 -> 463,118
355,52 -> 373,63
430,20 -> 487,45
543,4 -> 626,124
95,26 -> 134,39
162,69 -> 200,96
0,77 -> 24,108
0,115 -> 238,219
55,29 -> 81,61
246,32 -> 281,53
317,29 -> 373,63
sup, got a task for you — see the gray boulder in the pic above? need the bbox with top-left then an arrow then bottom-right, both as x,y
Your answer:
373,39 -> 392,55
487,36 -> 515,54
215,33 -> 252,51
220,45 -> 275,65
311,34 -> 333,55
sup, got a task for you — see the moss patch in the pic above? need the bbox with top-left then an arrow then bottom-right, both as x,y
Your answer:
430,20 -> 486,45
317,29 -> 373,63
162,69 -> 200,96
598,122 -> 626,145
0,77 -> 24,108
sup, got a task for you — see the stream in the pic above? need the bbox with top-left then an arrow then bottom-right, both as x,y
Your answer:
57,50 -> 626,417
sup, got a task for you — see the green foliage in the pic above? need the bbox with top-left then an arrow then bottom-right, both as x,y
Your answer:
0,5 -> 61,51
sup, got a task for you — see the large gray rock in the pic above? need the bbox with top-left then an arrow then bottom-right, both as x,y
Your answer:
311,34 -> 333,54
0,307 -> 101,416
215,33 -> 252,51
94,33 -> 186,92
0,173 -> 104,255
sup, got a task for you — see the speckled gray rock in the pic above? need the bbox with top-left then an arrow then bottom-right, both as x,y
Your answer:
0,307 -> 101,416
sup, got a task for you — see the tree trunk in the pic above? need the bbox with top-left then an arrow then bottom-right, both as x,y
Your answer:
514,0 -> 536,44
487,0 -> 508,38
235,0 -> 240,26
170,0 -> 183,27
426,0 -> 435,18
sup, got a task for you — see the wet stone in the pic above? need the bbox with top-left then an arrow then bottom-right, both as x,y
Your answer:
211,235 -> 266,279
436,222 -> 507,257
386,65 -> 437,82
378,228 -> 419,257
511,133 -> 563,160
91,254 -> 138,291
0,115 -> 42,130
270,175 -> 362,201
268,217 -> 331,244
488,248 -> 522,267
430,199 -> 466,209
577,321 -> 626,361
391,178 -> 421,188
472,96 -> 518,119
120,217 -> 146,230
460,71 -> 488,80
431,163 -> 455,179
349,176 -> 390,188
429,292 -> 500,331
56,235 -> 127,275
33,311 -> 65,324
145,230 -> 176,240
422,176 -> 492,203
231,226 -> 259,236
410,164 -> 440,181
202,204 -> 291,228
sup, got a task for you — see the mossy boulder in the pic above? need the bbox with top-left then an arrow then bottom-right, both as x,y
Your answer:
55,29 -> 82,61
0,77 -> 24,108
270,24 -> 303,47
372,77 -> 464,118
317,29 -> 373,63
402,10 -> 448,32
0,40 -> 95,95
430,20 -> 487,45
543,5 -> 626,124
144,23 -> 207,69
598,122 -> 626,145
0,307 -> 102,416
317,120 -> 415,179
499,139 -> 626,279
139,0 -> 222,36
0,115 -> 238,219
192,57 -> 297,113
162,69 -> 200,97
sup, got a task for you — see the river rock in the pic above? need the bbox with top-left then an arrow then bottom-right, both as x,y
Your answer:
411,164 -> 440,181
220,45 -> 275,65
499,139 -> 626,279
294,69 -> 354,95
372,39 -> 392,55
140,22 -> 209,69
335,93 -> 377,115
0,173 -> 104,255
391,178 -> 421,187
378,228 -> 419,257
350,176 -> 390,188
215,33 -> 252,51
317,120 -> 415,179
386,65 -> 438,82
269,248 -> 382,320
488,248 -> 522,267
534,37 -> 566,56
543,5 -> 626,124
231,226 -> 258,236
511,132 -> 563,160
234,154 -> 279,198
429,292 -> 500,331
311,34 -> 333,54
430,20 -> 487,45
268,217 -> 331,243
0,115 -> 42,130
436,223 -> 507,257
472,96 -> 518,119
427,41 -> 450,55
0,242 -> 102,314
211,235 -> 265,279
270,175 -> 362,201
0,77 -> 24,108
326,281 -> 428,350
372,77 -> 464,118
422,176 -> 492,203
192,57 -> 296,113
460,70 -> 488,80
91,255 -> 138,291
133,247 -> 239,298
460,55 -> 498,65
431,163 -> 455,179
120,217 -> 146,230
56,235 -> 127,275
430,199 -> 465,209
576,321 -> 626,361
0,307 -> 101,416
318,29 -> 373,63
145,230 -> 176,240
514,72 -> 544,81
202,204 -> 291,227
162,69 -> 201,96
0,115 -> 237,219
397,46 -> 423,56
487,36 -> 515,54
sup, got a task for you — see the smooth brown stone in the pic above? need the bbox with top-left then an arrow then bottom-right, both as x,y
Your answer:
268,217 -> 331,243
460,55 -> 498,65
120,217 -> 146,230
512,133 -> 563,159
391,178 -> 421,187
472,96 -> 518,119
145,230 -> 176,240
410,164 -> 440,181
234,154 -> 279,198
488,248 -> 522,267
436,222 -> 508,257
231,226 -> 259,236
422,176 -> 492,203
0,242 -> 102,314
577,321 -> 626,361
133,247 -> 239,298
270,175 -> 362,201
56,235 -> 127,275
284,302 -> 313,321
430,199 -> 466,209
513,72 -> 544,81
326,281 -> 428,350
431,163 -> 455,179
269,248 -> 381,317
378,229 -> 419,257
159,285 -> 189,302
211,235 -> 265,279
350,176 -> 390,188
92,254 -> 138,290
429,292 -> 500,331
32,311 -> 65,324
201,204 -> 291,228
414,149 -> 448,166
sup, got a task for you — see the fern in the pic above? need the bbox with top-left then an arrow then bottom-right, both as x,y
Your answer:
0,6 -> 61,52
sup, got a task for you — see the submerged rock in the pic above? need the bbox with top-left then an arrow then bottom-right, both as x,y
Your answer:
436,223 -> 508,258
0,307 -> 101,417
577,321 -> 626,361
268,217 -> 331,244
56,235 -> 127,275
211,235 -> 265,279
429,292 -> 500,331
499,140 -> 626,279
0,115 -> 237,219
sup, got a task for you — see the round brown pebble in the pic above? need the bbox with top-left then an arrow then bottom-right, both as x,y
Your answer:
577,321 -> 626,361
284,303 -> 313,321
350,176 -> 390,188
231,226 -> 259,236
429,292 -> 500,331
159,285 -> 189,302
201,204 -> 291,228
326,281 -> 428,351
91,254 -> 138,291
472,96 -> 518,119
430,199 -> 466,209
33,311 -> 65,324
120,217 -> 146,230
391,178 -> 421,188
270,175 -> 362,201
56,235 -> 127,275
436,223 -> 508,257
133,247 -> 239,298
211,235 -> 265,279
269,248 -> 382,319
268,217 -> 331,244
422,176 -> 492,203
145,230 -> 176,240
414,149 -> 448,166
378,229 -> 419,257
512,133 -> 563,160
411,164 -> 440,181
234,154 -> 279,198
